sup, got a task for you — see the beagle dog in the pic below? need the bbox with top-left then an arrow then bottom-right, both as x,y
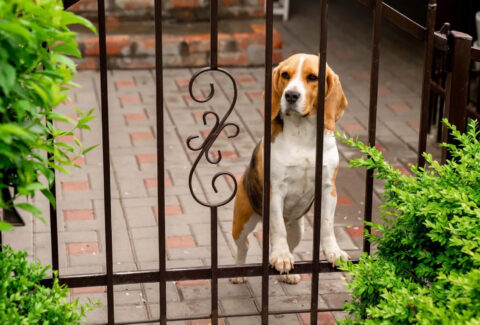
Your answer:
231,53 -> 349,284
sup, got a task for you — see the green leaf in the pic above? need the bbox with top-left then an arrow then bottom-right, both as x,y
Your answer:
0,61 -> 16,95
0,221 -> 13,231
15,203 -> 42,216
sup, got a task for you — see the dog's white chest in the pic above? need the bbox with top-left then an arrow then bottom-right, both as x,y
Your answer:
270,116 -> 338,221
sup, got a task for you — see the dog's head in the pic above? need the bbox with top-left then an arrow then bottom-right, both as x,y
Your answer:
270,53 -> 347,131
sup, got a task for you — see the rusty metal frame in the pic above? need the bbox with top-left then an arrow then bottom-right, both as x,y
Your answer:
30,0 -> 444,324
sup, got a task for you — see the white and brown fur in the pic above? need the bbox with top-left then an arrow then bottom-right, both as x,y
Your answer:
231,54 -> 350,284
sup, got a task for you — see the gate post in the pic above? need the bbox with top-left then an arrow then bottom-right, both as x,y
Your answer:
442,31 -> 472,162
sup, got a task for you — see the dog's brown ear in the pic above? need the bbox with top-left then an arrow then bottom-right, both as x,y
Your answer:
263,67 -> 282,121
324,67 -> 347,131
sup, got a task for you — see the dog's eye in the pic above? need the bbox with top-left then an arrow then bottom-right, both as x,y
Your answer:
307,74 -> 318,82
281,72 -> 290,80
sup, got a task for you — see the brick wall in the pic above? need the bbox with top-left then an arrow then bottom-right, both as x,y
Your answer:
71,0 -> 265,22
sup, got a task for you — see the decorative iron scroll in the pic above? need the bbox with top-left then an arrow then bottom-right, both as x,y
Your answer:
186,67 -> 240,207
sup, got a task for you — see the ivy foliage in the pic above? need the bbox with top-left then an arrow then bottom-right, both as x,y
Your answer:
0,0 -> 96,230
0,246 -> 99,324
337,120 -> 480,324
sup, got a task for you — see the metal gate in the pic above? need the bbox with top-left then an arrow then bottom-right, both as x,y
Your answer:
27,0 -> 471,324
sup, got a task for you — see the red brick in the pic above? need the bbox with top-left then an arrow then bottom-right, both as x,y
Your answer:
258,107 -> 265,117
65,97 -> 75,105
176,280 -> 210,287
388,102 -> 411,111
115,80 -> 136,88
249,24 -> 282,49
171,0 -> 200,8
124,113 -> 148,121
70,0 -> 97,10
378,86 -> 391,94
68,114 -> 79,121
353,72 -> 370,79
83,35 -> 132,56
226,173 -> 243,184
395,166 -> 410,175
192,111 -> 205,119
67,242 -> 99,255
72,156 -> 85,166
64,209 -> 94,221
120,96 -> 141,105
130,132 -> 154,141
201,130 -> 226,139
247,91 -> 263,100
212,150 -> 238,160
221,0 -> 234,5
299,311 -> 335,325
273,49 -> 283,64
408,121 -> 420,130
153,205 -> 183,217
166,235 -> 196,248
175,79 -> 191,87
77,57 -> 99,70
345,226 -> 363,238
184,94 -> 205,102
337,195 -> 353,206
340,123 -> 364,132
218,52 -> 249,66
62,181 -> 90,191
190,319 -> 225,325
375,143 -> 387,152
58,135 -> 81,143
136,153 -> 157,164
71,286 -> 105,295
144,178 -> 173,188
236,76 -> 255,83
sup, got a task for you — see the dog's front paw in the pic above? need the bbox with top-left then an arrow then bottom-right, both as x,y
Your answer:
230,277 -> 247,284
278,274 -> 301,284
270,249 -> 294,274
324,244 -> 350,267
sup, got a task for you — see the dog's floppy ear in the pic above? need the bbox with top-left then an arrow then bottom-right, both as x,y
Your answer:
324,66 -> 347,131
263,66 -> 282,121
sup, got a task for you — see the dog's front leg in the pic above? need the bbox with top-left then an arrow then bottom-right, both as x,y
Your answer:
269,193 -> 294,274
321,181 -> 350,266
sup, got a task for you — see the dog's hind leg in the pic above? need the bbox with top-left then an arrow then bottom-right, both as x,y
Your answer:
231,176 -> 259,284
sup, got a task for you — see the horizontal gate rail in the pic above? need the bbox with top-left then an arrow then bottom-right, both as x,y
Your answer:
40,260 -> 353,288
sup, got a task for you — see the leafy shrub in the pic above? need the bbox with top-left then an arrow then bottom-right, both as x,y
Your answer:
337,120 -> 480,324
0,0 -> 96,230
0,245 -> 99,323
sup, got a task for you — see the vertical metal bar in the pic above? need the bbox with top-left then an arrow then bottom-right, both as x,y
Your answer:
48,149 -> 59,272
417,0 -> 437,167
262,0 -> 274,323
310,0 -> 328,324
211,207 -> 218,325
154,0 -> 167,324
363,0 -> 382,254
210,0 -> 218,69
442,31 -> 472,163
97,0 -> 114,323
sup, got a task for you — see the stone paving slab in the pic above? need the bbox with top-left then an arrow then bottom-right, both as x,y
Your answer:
2,0 -> 443,323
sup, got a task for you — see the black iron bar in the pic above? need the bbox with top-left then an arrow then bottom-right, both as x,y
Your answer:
211,207 -> 218,325
310,0 -> 328,324
262,0 -> 274,323
153,0 -> 166,323
47,149 -> 59,272
417,0 -> 437,167
42,260 -> 357,289
210,0 -> 218,69
363,0 -> 382,254
97,0 -> 114,323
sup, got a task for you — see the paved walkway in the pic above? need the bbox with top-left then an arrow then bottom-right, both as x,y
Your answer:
3,0 -> 441,324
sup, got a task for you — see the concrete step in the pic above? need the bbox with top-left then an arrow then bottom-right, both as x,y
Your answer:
74,19 -> 283,69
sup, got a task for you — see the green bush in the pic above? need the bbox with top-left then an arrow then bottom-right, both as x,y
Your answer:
337,120 -> 480,324
0,246 -> 99,323
0,0 -> 96,230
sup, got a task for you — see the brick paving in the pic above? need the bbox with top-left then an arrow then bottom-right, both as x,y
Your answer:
2,0 -> 443,324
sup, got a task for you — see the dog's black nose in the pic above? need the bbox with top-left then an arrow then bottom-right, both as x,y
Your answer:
285,90 -> 300,104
